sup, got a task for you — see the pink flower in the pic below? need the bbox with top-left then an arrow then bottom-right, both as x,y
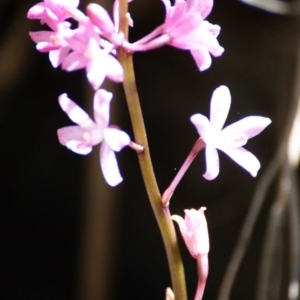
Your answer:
162,0 -> 224,71
124,0 -> 223,71
172,207 -> 209,300
190,85 -> 271,180
57,90 -> 130,186
27,0 -> 80,30
29,22 -> 73,67
172,207 -> 209,259
62,20 -> 123,90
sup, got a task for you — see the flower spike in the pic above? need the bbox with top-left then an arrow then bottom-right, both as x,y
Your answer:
190,85 -> 271,180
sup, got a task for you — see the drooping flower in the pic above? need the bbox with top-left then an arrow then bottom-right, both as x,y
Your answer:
190,85 -> 271,180
57,90 -> 130,186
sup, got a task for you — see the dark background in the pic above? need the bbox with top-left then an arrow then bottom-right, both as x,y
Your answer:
0,0 -> 299,299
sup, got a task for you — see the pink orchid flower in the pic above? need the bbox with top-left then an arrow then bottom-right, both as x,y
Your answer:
29,22 -> 73,68
172,207 -> 209,300
27,0 -> 80,30
190,85 -> 271,180
57,90 -> 130,186
162,0 -> 224,71
124,0 -> 223,71
62,20 -> 123,90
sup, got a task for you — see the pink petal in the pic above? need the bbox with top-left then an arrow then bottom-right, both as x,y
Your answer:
27,3 -> 46,19
190,113 -> 211,141
57,126 -> 92,154
36,42 -> 60,52
161,0 -> 172,12
29,31 -> 53,43
62,51 -> 88,71
105,55 -> 124,83
196,0 -> 213,19
66,140 -> 92,154
49,46 -> 70,67
100,141 -> 123,186
185,208 -> 209,255
93,89 -> 113,127
104,128 -> 130,152
86,59 -> 106,90
203,145 -> 219,180
206,22 -> 221,37
221,117 -> 271,140
221,147 -> 260,177
224,133 -> 248,148
199,21 -> 224,57
44,7 -> 61,31
58,93 -> 96,129
86,3 -> 115,36
186,0 -> 198,11
210,86 -> 231,131
190,47 -> 212,71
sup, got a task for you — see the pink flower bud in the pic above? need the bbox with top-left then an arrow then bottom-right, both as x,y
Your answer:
172,207 -> 209,259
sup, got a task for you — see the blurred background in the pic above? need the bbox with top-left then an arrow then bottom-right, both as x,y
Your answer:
0,0 -> 299,299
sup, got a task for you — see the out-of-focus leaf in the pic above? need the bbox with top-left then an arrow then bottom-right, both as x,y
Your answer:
239,0 -> 300,15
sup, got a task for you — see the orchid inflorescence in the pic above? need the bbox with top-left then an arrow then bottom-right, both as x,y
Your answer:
27,0 -> 271,299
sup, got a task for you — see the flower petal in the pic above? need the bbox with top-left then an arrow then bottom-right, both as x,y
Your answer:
62,51 -> 88,71
49,46 -> 70,67
161,0 -> 172,12
222,116 -> 271,140
196,0 -> 213,19
93,89 -> 113,127
210,85 -> 231,131
66,140 -> 92,154
190,47 -> 212,71
86,3 -> 115,36
100,141 -> 123,186
104,128 -> 130,152
57,126 -> 92,154
86,58 -> 106,90
203,145 -> 219,180
190,113 -> 211,141
221,146 -> 260,177
58,93 -> 96,129
27,3 -> 46,19
105,55 -> 124,83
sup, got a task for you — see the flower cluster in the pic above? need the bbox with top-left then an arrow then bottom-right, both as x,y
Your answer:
27,0 -> 227,186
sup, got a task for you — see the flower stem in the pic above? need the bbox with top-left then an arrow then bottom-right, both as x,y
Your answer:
117,1 -> 187,299
162,138 -> 205,206
195,255 -> 209,300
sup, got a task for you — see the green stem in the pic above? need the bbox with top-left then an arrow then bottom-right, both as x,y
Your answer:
117,1 -> 187,299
